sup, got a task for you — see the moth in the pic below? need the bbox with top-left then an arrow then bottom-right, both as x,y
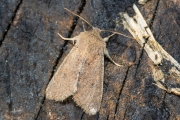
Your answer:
46,8 -> 129,115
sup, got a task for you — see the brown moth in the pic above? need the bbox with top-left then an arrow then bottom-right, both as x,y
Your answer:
46,8 -> 126,115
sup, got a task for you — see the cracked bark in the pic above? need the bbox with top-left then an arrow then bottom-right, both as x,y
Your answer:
0,0 -> 180,120
0,0 -> 22,45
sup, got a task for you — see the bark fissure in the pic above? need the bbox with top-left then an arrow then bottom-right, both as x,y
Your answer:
134,0 -> 160,77
0,0 -> 23,47
114,66 -> 130,119
2,0 -> 23,112
149,0 -> 160,28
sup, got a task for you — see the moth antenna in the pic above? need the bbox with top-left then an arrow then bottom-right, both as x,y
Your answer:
64,8 -> 94,28
101,29 -> 135,40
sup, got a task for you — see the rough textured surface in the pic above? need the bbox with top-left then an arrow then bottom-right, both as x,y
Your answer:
0,0 -> 21,42
0,0 -> 180,119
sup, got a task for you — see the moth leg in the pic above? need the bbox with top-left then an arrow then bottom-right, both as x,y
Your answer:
103,33 -> 115,42
58,33 -> 78,44
58,33 -> 77,41
104,48 -> 121,66
82,21 -> 86,31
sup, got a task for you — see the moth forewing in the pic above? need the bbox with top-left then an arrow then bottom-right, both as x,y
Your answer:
46,36 -> 90,101
46,8 -> 123,115
73,29 -> 105,115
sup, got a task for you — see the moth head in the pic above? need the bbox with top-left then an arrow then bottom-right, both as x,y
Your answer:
93,27 -> 101,34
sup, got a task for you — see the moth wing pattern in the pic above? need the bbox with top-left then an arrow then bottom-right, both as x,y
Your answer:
46,41 -> 89,101
73,43 -> 104,115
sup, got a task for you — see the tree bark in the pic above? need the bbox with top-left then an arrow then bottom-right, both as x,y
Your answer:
0,0 -> 180,120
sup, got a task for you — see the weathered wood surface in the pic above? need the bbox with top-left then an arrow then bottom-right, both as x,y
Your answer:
0,0 -> 180,119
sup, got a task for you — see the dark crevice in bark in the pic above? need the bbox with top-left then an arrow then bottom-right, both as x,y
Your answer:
134,36 -> 149,77
80,112 -> 85,120
2,0 -> 23,112
0,0 -> 23,47
149,0 -> 160,28
114,66 -> 130,119
134,49 -> 144,76
47,0 -> 52,8
134,0 -> 160,77
122,107 -> 128,120
34,0 -> 86,119
97,113 -> 99,120
106,114 -> 109,120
